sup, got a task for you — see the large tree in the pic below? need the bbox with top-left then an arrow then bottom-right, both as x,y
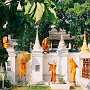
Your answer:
0,0 -> 90,50
54,0 -> 90,47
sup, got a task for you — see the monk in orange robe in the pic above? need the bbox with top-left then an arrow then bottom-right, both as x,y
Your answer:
3,36 -> 10,48
68,57 -> 78,86
18,63 -> 27,79
49,63 -> 56,83
42,37 -> 49,53
16,52 -> 31,79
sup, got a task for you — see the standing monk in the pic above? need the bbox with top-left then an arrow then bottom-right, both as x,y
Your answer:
48,63 -> 56,83
68,57 -> 78,86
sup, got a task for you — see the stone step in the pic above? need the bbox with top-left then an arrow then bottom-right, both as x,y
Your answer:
50,84 -> 70,90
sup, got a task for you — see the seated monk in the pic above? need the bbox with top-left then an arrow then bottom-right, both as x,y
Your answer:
42,37 -> 49,53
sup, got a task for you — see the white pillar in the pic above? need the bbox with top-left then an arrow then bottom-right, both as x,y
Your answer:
31,52 -> 43,84
57,52 -> 68,83
57,33 -> 68,83
31,28 -> 43,84
6,47 -> 16,84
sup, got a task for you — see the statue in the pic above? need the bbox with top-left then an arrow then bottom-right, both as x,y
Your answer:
48,63 -> 56,83
68,56 -> 78,86
42,37 -> 49,53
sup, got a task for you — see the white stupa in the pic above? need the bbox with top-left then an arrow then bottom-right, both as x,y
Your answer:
57,31 -> 68,82
31,26 -> 43,84
57,32 -> 68,54
32,27 -> 43,53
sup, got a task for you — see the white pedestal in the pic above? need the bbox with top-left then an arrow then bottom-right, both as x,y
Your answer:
31,52 -> 43,84
57,51 -> 68,83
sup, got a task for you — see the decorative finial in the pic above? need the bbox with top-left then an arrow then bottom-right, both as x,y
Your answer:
57,32 -> 66,50
32,26 -> 42,52
68,43 -> 72,50
81,31 -> 89,53
17,1 -> 23,11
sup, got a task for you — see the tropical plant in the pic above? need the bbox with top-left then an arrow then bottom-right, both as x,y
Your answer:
24,0 -> 57,24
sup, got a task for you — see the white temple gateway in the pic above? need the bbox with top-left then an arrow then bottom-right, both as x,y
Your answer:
6,30 -> 90,90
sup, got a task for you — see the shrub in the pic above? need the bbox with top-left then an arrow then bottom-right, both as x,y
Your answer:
0,80 -> 12,89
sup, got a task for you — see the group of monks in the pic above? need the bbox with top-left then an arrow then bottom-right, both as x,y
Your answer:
2,35 -> 50,52
2,36 -> 78,86
48,57 -> 78,86
42,37 -> 78,85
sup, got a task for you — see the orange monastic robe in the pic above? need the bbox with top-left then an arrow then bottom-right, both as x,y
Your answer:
18,63 -> 27,79
42,38 -> 49,53
3,36 -> 10,48
68,57 -> 78,82
49,64 -> 56,82
17,52 -> 31,79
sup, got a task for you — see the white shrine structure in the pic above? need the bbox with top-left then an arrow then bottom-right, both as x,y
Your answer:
6,30 -> 90,89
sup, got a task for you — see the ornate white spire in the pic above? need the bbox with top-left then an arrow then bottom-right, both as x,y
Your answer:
57,31 -> 68,54
32,26 -> 43,52
81,32 -> 89,53
57,34 -> 66,51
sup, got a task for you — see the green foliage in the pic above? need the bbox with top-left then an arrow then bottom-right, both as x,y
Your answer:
16,15 -> 35,51
24,0 -> 57,24
0,80 -> 12,88
12,85 -> 50,90
0,0 -> 90,50
0,47 -> 8,70
55,0 -> 90,47
16,0 -> 58,51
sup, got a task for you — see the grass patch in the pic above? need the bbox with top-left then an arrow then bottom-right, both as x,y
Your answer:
12,85 -> 51,90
